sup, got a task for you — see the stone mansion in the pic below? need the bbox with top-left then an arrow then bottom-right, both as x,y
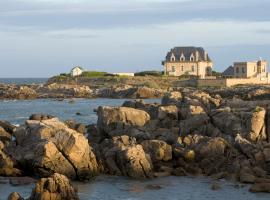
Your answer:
162,46 -> 213,78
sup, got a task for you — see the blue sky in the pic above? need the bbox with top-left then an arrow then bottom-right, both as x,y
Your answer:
0,0 -> 270,77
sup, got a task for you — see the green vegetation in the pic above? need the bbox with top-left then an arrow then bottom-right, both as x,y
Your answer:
135,71 -> 163,77
254,106 -> 263,113
81,71 -> 108,77
212,70 -> 222,77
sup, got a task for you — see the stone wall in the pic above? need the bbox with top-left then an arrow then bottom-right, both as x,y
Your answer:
196,76 -> 270,87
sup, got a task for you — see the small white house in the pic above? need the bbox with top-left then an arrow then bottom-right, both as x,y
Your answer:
71,66 -> 84,77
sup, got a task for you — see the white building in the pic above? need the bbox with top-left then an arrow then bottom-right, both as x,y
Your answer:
113,73 -> 135,77
71,66 -> 84,77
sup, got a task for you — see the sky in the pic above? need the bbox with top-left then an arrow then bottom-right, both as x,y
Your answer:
0,0 -> 270,77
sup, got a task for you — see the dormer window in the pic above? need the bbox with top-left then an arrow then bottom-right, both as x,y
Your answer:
180,53 -> 185,61
170,53 -> 175,62
190,53 -> 195,62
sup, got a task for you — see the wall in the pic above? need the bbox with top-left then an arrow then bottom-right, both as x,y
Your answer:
113,73 -> 135,77
197,79 -> 227,87
196,76 -> 270,87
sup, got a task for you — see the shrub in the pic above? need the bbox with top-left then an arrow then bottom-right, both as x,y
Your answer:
135,71 -> 163,77
81,71 -> 108,77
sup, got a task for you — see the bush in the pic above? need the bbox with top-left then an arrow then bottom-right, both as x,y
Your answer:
135,71 -> 163,77
81,71 -> 108,77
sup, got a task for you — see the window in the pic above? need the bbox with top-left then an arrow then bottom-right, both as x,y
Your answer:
242,67 -> 245,73
263,67 -> 265,72
180,54 -> 185,61
192,66 -> 195,72
254,66 -> 256,72
181,66 -> 184,71
236,67 -> 239,73
190,54 -> 195,61
172,66 -> 176,72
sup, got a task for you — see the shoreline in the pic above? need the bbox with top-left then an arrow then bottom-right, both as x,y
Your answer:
2,87 -> 270,198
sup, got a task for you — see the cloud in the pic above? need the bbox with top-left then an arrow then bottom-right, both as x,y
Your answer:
0,0 -> 269,32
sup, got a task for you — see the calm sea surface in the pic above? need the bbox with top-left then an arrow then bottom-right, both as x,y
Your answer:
0,96 -> 269,199
0,78 -> 48,85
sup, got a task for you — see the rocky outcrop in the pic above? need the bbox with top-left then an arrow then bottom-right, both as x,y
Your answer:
99,135 -> 153,178
141,140 -> 172,162
98,86 -> 165,99
0,141 -> 21,176
0,85 -> 37,100
11,118 -> 98,180
97,106 -> 150,135
8,173 -> 79,200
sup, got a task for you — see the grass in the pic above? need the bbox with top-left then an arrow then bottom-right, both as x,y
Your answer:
81,71 -> 108,77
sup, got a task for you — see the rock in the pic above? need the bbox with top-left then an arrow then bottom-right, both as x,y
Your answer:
145,184 -> 162,190
141,140 -> 172,162
239,168 -> 256,183
8,192 -> 24,200
0,121 -> 16,134
263,148 -> 270,162
172,167 -> 188,176
161,91 -> 182,106
250,182 -> 270,193
97,106 -> 150,134
29,113 -> 55,121
211,107 -> 242,136
0,144 -> 21,176
179,105 -> 205,120
0,126 -> 12,143
29,173 -> 79,200
179,114 -> 209,136
158,105 -> 178,120
135,87 -> 165,99
100,135 -> 153,178
43,83 -> 92,98
248,107 -> 266,141
211,182 -> 221,190
11,118 -> 98,180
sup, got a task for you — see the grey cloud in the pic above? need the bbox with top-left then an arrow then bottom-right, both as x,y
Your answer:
0,0 -> 269,31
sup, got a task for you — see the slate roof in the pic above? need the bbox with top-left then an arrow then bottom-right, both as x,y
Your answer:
222,66 -> 234,76
165,46 -> 212,62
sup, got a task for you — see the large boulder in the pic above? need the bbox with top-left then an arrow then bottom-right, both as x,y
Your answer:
211,107 -> 242,137
247,107 -> 266,141
0,141 -> 21,176
135,87 -> 165,99
158,105 -> 179,120
100,135 -> 153,178
141,140 -> 172,162
11,118 -> 98,180
97,106 -> 150,134
161,91 -> 182,106
8,173 -> 79,200
179,113 -> 209,136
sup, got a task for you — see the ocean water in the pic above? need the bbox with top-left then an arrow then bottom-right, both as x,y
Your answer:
0,78 -> 48,85
1,176 -> 270,200
0,98 -> 270,199
0,98 -> 159,125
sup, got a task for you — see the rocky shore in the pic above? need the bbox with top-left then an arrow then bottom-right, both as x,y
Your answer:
0,83 -> 167,99
2,87 -> 270,199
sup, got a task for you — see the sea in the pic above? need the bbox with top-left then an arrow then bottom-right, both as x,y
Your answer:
0,78 -> 48,85
0,78 -> 269,199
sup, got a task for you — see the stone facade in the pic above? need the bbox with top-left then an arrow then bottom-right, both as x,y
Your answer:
162,47 -> 213,78
223,60 -> 268,78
